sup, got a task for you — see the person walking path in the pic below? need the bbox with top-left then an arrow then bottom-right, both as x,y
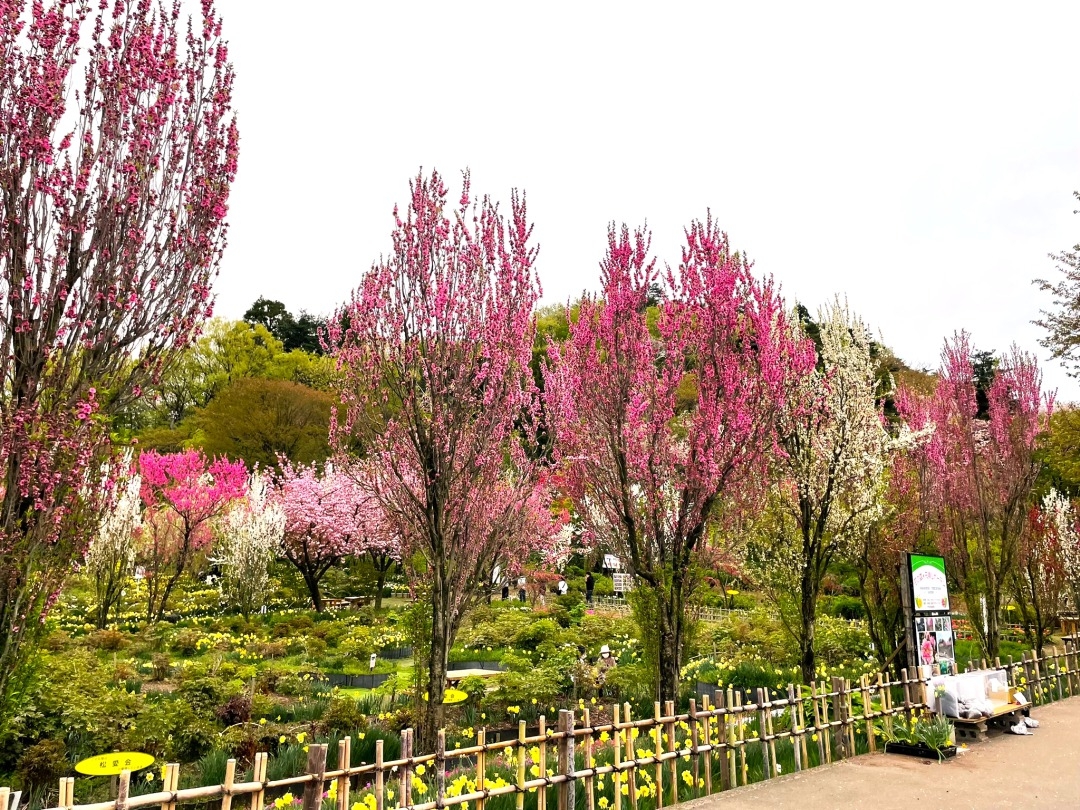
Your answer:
684,695 -> 1080,809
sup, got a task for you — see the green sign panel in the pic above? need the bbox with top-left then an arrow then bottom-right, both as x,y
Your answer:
909,554 -> 949,612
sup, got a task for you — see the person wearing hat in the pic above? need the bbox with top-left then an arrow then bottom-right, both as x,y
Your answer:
597,644 -> 616,697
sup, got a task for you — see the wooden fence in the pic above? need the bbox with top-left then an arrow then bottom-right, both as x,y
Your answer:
15,644 -> 1080,810
590,597 -> 748,625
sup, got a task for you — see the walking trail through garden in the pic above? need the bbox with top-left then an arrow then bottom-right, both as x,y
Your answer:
686,695 -> 1080,809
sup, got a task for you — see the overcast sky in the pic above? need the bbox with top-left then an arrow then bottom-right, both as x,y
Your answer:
207,1 -> 1080,401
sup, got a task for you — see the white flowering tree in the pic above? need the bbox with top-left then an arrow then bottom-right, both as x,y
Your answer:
749,300 -> 892,683
220,473 -> 286,617
85,452 -> 143,629
1014,489 -> 1071,654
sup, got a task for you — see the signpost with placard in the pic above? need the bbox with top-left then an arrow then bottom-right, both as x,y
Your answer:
900,552 -> 955,673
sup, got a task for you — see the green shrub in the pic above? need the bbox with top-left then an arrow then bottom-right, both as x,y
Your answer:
87,628 -> 129,651
15,739 -> 68,792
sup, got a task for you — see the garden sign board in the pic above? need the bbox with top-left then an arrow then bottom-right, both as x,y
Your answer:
75,752 -> 155,776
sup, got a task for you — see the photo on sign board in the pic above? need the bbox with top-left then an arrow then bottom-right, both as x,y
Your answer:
935,632 -> 955,664
918,630 -> 938,665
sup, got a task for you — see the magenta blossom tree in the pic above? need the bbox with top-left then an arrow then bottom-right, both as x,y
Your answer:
0,0 -> 236,697
138,450 -> 246,621
898,335 -> 1052,657
331,170 -> 545,747
273,460 -> 376,612
545,220 -> 814,703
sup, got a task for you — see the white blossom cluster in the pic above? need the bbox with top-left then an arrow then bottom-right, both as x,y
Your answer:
85,451 -> 143,623
219,473 -> 285,616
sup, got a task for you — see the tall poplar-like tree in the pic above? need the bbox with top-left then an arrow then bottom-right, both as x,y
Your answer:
333,170 -> 545,748
84,452 -> 142,629
546,220 -> 813,703
898,335 -> 1051,658
0,0 -> 237,699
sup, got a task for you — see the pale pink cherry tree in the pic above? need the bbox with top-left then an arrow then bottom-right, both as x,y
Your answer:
331,170 -> 544,747
138,450 -> 247,621
0,0 -> 236,699
545,219 -> 814,703
273,460 -> 376,612
898,335 -> 1052,658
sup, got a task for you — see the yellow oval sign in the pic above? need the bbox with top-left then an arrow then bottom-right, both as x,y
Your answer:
75,752 -> 155,776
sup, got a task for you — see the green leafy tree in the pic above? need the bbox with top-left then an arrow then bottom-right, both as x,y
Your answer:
196,378 -> 336,468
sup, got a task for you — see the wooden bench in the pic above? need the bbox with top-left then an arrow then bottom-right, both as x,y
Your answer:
951,700 -> 1031,742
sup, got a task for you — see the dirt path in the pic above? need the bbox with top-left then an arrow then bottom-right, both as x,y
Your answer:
684,696 -> 1080,809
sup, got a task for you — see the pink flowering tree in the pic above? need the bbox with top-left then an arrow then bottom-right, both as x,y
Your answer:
545,220 -> 814,703
273,460 -> 374,612
331,170 -> 544,747
138,450 -> 246,621
0,0 -> 236,697
898,335 -> 1052,657
1014,493 -> 1069,655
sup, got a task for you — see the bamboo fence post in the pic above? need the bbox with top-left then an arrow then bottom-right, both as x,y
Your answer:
116,771 -> 131,810
582,707 -> 594,810
787,685 -> 803,772
1054,647 -> 1065,701
664,700 -> 676,806
0,788 -> 8,810
516,721 -> 526,810
557,709 -> 575,810
797,687 -> 809,768
165,763 -> 181,810
612,705 -> 623,810
734,691 -> 747,786
900,668 -> 913,722
622,703 -> 636,808
476,728 -> 486,810
436,730 -> 446,809
718,690 -> 732,792
689,699 -> 700,799
400,729 -> 413,809
844,678 -> 856,754
374,740 -> 384,810
810,682 -> 827,765
59,776 -> 74,809
765,692 -> 778,773
221,759 -> 236,810
701,695 -> 713,796
337,738 -> 351,810
755,688 -> 771,780
302,744 -> 328,810
860,675 -> 875,753
652,702 -> 664,810
538,716 -> 548,810
252,755 -> 267,810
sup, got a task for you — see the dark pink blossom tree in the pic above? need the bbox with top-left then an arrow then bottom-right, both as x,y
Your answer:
545,220 -> 813,703
274,460 -> 376,612
138,450 -> 246,621
898,335 -> 1052,657
0,0 -> 236,696
331,170 -> 545,747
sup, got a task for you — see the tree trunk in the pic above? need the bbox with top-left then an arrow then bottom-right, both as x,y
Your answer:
420,573 -> 450,751
302,568 -> 324,612
656,568 -> 686,706
799,565 -> 817,685
374,567 -> 386,612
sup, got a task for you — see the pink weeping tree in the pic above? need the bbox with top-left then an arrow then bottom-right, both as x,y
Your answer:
0,0 -> 236,699
273,460 -> 384,612
138,450 -> 247,621
898,334 -> 1052,658
544,220 -> 814,703
331,170 -> 545,748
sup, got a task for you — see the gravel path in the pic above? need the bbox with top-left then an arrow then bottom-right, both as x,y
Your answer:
683,696 -> 1080,809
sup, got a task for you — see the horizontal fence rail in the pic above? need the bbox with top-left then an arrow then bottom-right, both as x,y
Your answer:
21,644 -> 1080,810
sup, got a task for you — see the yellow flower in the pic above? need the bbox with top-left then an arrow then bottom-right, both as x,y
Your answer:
297,732 -> 307,743
145,773 -> 155,782
279,736 -> 286,744
598,799 -> 610,809
259,718 -> 267,725
681,770 -> 693,786
415,764 -> 426,776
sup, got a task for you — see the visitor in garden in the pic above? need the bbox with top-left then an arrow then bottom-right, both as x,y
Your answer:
557,579 -> 568,596
501,583 -> 509,601
585,572 -> 595,604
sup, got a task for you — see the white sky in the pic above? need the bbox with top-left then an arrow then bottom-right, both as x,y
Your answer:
207,1 -> 1080,401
